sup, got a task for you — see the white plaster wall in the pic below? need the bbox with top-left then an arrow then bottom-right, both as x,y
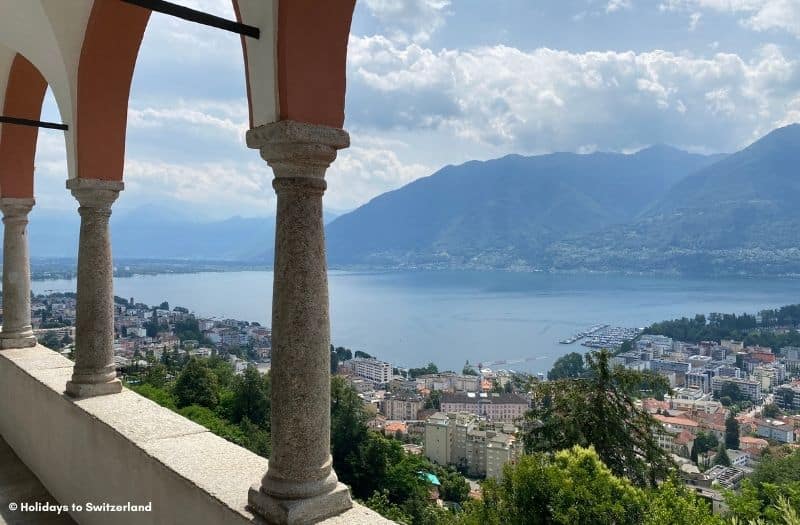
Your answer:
41,0 -> 93,181
236,0 -> 279,127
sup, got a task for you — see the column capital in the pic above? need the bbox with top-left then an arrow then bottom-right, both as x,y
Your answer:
246,120 -> 350,179
0,197 -> 35,221
66,179 -> 124,209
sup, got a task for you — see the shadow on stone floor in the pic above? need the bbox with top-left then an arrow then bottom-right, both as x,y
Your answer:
0,437 -> 75,525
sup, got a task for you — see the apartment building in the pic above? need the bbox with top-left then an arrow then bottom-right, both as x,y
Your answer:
711,376 -> 762,402
424,412 -> 451,466
382,394 -> 425,421
756,419 -> 795,444
486,433 -> 522,480
352,357 -> 392,384
424,412 -> 520,478
775,383 -> 800,412
440,392 -> 528,423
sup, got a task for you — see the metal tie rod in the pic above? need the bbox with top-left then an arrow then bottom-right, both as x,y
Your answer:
0,116 -> 68,131
120,0 -> 260,38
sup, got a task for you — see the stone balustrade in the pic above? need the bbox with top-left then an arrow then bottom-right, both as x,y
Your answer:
0,345 -> 392,525
0,120 -> 392,524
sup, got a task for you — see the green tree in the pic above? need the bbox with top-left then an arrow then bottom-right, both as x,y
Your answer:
718,382 -> 745,404
173,358 -> 219,409
524,350 -> 673,487
435,466 -> 470,503
39,331 -> 61,350
424,389 -> 442,410
726,412 -> 740,450
330,375 -> 370,491
745,448 -> 800,519
692,431 -> 719,467
231,365 -> 270,427
130,383 -> 177,410
462,360 -> 478,376
365,490 -> 412,524
762,403 -> 781,418
207,356 -> 236,391
464,446 -> 647,525
240,416 -> 271,458
409,362 -> 438,379
143,362 -> 168,389
178,404 -> 245,445
460,447 -> 722,525
714,443 -> 731,467
346,431 -> 404,500
641,478 -> 721,525
547,352 -> 585,380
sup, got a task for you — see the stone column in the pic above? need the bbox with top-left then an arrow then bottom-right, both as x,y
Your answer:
65,179 -> 123,398
246,121 -> 352,524
0,198 -> 36,349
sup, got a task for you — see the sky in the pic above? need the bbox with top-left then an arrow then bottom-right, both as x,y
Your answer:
32,0 -> 800,220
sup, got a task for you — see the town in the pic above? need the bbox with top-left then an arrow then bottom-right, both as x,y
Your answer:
21,292 -> 800,517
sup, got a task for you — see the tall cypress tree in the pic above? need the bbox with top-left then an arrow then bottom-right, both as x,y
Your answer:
725,412 -> 740,450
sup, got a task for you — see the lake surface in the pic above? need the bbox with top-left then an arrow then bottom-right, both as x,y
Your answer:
31,271 -> 800,375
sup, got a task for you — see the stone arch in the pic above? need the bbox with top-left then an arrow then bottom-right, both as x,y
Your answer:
235,0 -> 355,129
75,0 -> 151,182
0,0 -> 357,185
0,53 -> 48,198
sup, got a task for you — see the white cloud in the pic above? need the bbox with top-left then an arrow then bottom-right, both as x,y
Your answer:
347,35 -> 800,153
606,0 -> 632,13
122,159 -> 275,218
362,0 -> 451,43
128,101 -> 249,143
327,135 -> 432,209
141,0 -> 241,64
660,0 -> 800,37
778,95 -> 800,126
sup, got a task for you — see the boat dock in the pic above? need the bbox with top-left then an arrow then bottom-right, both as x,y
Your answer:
558,324 -> 609,345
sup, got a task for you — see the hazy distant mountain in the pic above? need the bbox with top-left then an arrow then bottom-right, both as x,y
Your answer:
26,204 -> 340,262
549,124 -> 800,274
25,124 -> 800,276
325,145 -> 721,267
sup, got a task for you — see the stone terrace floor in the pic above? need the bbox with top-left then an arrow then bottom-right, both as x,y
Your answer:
0,437 -> 75,525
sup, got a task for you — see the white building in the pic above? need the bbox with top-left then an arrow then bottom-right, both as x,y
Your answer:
440,392 -> 528,423
351,357 -> 392,384
756,419 -> 795,444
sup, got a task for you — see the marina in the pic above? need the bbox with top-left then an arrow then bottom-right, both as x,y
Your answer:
558,324 -> 609,345
581,326 -> 643,350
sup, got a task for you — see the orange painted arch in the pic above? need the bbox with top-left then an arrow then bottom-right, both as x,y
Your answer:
0,54 -> 47,198
276,0 -> 355,129
75,0 -> 356,183
76,0 -> 151,182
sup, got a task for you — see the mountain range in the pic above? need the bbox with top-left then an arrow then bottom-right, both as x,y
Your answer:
25,124 -> 800,276
325,124 -> 800,275
27,206 -> 338,262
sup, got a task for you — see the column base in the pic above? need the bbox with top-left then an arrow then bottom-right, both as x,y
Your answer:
0,334 -> 37,349
248,482 -> 352,525
65,378 -> 122,398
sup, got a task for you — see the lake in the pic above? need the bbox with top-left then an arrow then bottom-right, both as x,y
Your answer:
31,270 -> 800,375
